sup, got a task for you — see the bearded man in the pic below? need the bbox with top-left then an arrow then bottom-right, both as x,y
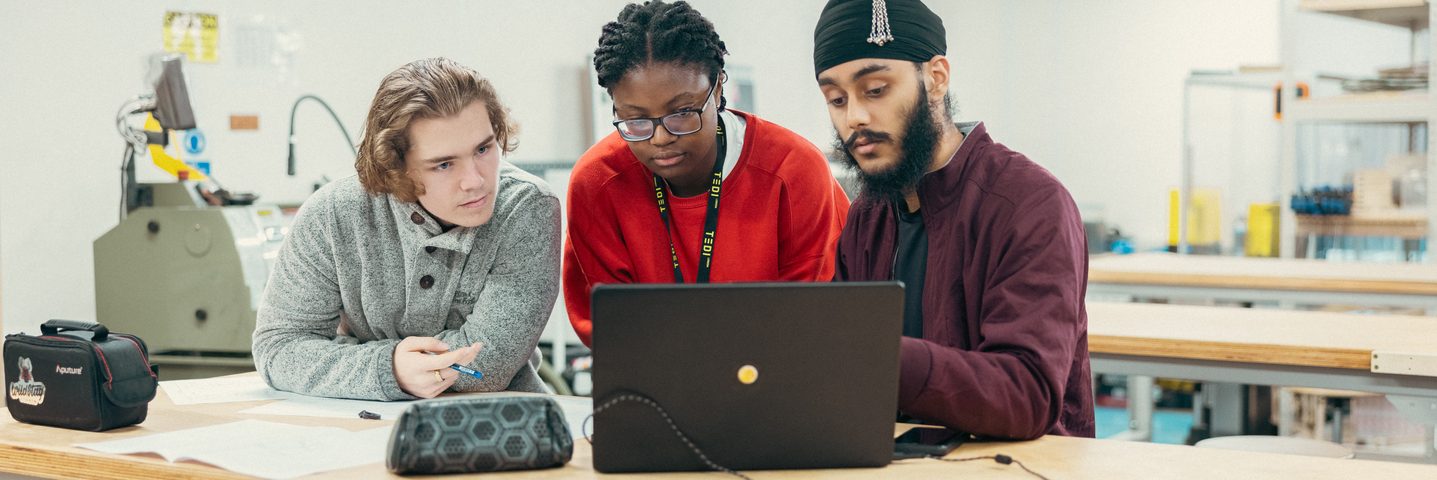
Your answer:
814,0 -> 1095,439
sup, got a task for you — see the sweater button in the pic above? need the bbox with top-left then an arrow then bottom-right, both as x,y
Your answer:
425,246 -> 437,254
410,212 -> 425,225
419,275 -> 434,289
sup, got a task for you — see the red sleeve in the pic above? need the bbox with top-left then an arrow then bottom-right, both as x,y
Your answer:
898,187 -> 1087,439
776,150 -> 851,281
562,162 -> 633,348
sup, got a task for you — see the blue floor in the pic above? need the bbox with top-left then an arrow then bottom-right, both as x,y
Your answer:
1095,406 -> 1195,444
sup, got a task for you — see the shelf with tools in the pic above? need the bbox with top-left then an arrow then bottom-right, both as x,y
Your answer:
1299,0 -> 1430,29
1278,0 -> 1434,261
1295,212 -> 1429,238
1285,92 -> 1431,122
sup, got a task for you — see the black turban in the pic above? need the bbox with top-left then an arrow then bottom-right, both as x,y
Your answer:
813,0 -> 946,78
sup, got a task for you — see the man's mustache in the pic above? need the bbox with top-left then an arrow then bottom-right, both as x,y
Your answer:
844,129 -> 893,151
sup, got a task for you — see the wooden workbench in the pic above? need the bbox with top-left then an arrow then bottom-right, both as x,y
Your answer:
4,377 -> 1436,479
1087,252 -> 1437,309
1088,301 -> 1437,371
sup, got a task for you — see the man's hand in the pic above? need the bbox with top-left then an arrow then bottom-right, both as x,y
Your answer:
393,337 -> 483,398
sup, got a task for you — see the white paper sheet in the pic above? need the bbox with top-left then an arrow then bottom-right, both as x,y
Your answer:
160,375 -> 291,405
75,420 -> 389,479
232,389 -> 592,439
238,394 -> 414,420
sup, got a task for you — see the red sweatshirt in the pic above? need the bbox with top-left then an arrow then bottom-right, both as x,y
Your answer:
564,110 -> 850,347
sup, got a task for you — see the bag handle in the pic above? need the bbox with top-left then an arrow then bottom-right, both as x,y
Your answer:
41,319 -> 109,341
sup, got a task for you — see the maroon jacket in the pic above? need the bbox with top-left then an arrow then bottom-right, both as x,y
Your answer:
836,122 -> 1095,439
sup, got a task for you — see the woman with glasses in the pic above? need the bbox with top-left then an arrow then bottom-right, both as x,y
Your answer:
564,0 -> 851,347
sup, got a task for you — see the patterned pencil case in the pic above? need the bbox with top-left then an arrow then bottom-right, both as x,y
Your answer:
386,395 -> 574,474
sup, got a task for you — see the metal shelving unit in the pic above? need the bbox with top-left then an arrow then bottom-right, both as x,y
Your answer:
1284,92 -> 1432,123
1299,0 -> 1430,29
1279,0 -> 1435,262
1178,70 -> 1285,256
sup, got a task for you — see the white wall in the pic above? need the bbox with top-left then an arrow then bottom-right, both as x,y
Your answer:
0,0 -> 845,336
0,0 -> 1411,335
954,2 -> 1285,247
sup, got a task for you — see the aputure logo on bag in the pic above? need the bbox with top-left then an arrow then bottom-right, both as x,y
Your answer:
8,357 -> 46,406
55,364 -> 83,375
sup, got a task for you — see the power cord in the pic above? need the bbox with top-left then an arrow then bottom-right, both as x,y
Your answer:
582,393 -> 1049,480
118,143 -> 133,222
582,392 -> 751,480
931,454 -> 1051,480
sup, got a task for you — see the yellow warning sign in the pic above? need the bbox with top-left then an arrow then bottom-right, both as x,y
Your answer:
163,12 -> 219,64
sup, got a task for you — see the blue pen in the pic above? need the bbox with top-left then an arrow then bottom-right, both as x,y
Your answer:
424,347 -> 484,379
449,363 -> 483,380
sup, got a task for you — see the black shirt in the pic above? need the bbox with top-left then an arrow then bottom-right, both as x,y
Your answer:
894,206 -> 927,339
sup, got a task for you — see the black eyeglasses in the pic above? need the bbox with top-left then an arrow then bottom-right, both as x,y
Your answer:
612,77 -> 719,142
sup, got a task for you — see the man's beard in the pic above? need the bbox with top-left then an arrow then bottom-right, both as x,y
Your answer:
832,84 -> 942,203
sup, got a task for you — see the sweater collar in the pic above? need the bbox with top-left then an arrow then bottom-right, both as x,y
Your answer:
388,197 -> 480,255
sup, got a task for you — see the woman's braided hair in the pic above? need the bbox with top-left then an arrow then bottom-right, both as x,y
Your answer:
593,1 -> 729,93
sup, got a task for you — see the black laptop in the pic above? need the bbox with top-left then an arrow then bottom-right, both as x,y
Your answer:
589,282 -> 903,473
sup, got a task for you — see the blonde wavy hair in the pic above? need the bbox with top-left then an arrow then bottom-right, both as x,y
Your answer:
355,57 -> 518,202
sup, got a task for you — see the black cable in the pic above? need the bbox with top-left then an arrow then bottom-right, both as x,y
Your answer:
119,144 -> 125,221
580,393 -> 1049,480
115,94 -> 158,220
932,454 -> 1052,480
582,393 -> 750,480
119,143 -> 133,221
287,94 -> 357,176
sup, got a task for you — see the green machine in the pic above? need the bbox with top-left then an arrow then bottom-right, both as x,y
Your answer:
96,56 -> 296,380
94,182 -> 292,380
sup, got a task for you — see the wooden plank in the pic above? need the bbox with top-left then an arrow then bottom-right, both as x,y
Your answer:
1087,302 -> 1437,369
0,444 -> 247,480
1090,335 -> 1372,369
1089,252 -> 1437,295
1088,269 -> 1437,295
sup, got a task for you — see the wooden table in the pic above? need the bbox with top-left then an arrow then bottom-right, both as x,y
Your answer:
1088,253 -> 1437,444
1089,301 -> 1437,460
4,379 -> 1437,479
1089,301 -> 1437,398
1087,252 -> 1437,309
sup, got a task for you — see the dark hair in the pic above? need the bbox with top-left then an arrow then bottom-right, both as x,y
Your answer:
593,1 -> 728,91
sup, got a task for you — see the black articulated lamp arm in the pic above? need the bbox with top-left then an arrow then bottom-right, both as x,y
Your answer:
287,94 -> 358,176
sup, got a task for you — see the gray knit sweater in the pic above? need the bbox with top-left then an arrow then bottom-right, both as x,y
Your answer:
253,163 -> 561,400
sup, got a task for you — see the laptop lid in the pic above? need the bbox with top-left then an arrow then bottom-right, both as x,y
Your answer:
590,282 -> 903,473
